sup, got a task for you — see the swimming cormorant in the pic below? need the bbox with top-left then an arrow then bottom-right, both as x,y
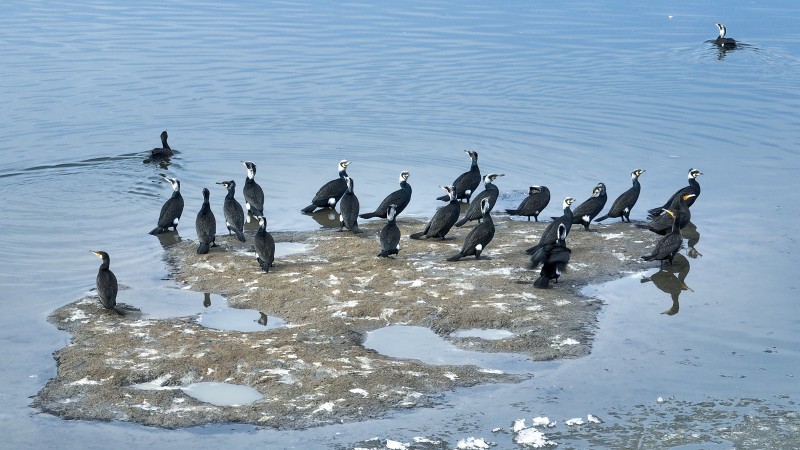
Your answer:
647,169 -> 702,218
339,176 -> 362,233
146,130 -> 173,160
196,187 -> 216,254
642,209 -> 683,266
454,173 -> 504,227
410,185 -> 461,240
242,161 -> 265,221
642,193 -> 695,235
529,223 -> 571,288
714,23 -> 736,49
437,150 -> 481,203
217,180 -> 246,242
595,169 -> 645,223
360,171 -> 412,219
505,185 -> 551,222
378,204 -> 401,258
571,183 -> 607,230
447,198 -> 496,261
301,160 -> 350,214
92,251 -> 125,315
148,177 -> 184,235
525,197 -> 575,255
254,216 -> 275,272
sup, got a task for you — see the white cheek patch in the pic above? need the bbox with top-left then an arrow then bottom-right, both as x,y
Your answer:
475,244 -> 483,251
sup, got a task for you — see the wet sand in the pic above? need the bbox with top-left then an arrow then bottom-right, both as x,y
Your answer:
34,214 -> 660,429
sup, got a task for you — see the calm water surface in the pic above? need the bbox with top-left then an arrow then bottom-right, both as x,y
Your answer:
1,1 -> 799,448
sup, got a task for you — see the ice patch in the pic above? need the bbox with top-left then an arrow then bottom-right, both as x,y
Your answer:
70,377 -> 100,386
603,232 -> 625,240
349,388 -> 369,397
456,437 -> 492,449
312,402 -> 335,414
386,440 -> 408,450
532,416 -> 555,427
565,417 -> 585,426
587,413 -> 602,423
67,310 -> 88,322
515,427 -> 556,448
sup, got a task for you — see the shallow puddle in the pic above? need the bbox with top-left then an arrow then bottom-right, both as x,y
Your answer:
132,380 -> 263,406
196,307 -> 286,332
451,328 -> 515,340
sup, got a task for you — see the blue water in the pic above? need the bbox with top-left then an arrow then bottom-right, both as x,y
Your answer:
1,1 -> 799,448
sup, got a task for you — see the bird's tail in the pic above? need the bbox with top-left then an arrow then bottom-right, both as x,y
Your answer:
525,243 -> 542,255
148,226 -> 164,235
446,253 -> 463,262
454,217 -> 468,227
647,207 -> 664,219
505,209 -> 519,215
257,257 -> 270,272
409,231 -> 426,240
112,306 -> 127,316
360,212 -> 378,219
533,275 -> 550,289
436,194 -> 449,201
234,229 -> 246,242
641,254 -> 654,262
197,242 -> 210,254
594,214 -> 609,223
350,225 -> 363,234
301,204 -> 317,214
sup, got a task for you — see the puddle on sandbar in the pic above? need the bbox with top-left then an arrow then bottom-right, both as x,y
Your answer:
132,380 -> 263,406
451,328 -> 515,340
274,242 -> 313,258
196,306 -> 286,332
364,325 -> 534,373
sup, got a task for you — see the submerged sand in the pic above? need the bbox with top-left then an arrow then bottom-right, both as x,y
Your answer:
34,214 -> 660,429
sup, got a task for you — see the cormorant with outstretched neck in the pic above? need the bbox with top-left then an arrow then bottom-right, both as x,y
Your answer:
595,169 -> 645,223
360,171 -> 412,219
530,223 -> 571,288
339,176 -> 362,233
454,173 -> 504,227
378,204 -> 401,258
149,177 -> 184,235
147,130 -> 173,160
714,23 -> 736,48
242,161 -> 265,221
571,183 -> 607,230
525,197 -> 575,255
447,198 -> 495,261
506,185 -> 551,222
301,160 -> 350,213
642,193 -> 695,235
642,209 -> 683,266
195,188 -> 216,254
411,185 -> 460,240
437,150 -> 481,203
92,251 -> 125,315
254,216 -> 275,272
217,180 -> 246,242
648,169 -> 702,218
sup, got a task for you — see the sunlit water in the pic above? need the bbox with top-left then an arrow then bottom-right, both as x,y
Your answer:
1,0 -> 799,447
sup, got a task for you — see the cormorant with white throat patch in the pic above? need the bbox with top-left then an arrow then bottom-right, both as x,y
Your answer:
242,161 -> 265,220
360,171 -> 412,219
437,150 -> 481,203
378,204 -> 401,258
648,169 -> 702,218
149,177 -> 184,235
301,160 -> 350,213
530,223 -> 571,288
714,23 -> 736,49
410,185 -> 460,240
339,176 -> 362,233
447,198 -> 495,261
217,180 -> 246,242
525,197 -> 575,255
506,185 -> 551,222
571,182 -> 607,230
92,251 -> 125,315
454,173 -> 504,227
595,169 -> 645,223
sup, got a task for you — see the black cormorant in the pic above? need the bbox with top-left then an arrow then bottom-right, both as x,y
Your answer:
447,198 -> 496,261
505,185 -> 551,222
149,177 -> 184,235
454,173 -> 504,227
525,197 -> 575,255
530,223 -> 571,288
642,193 -> 695,235
147,130 -> 173,160
242,161 -> 265,221
595,169 -> 645,223
254,216 -> 275,272
378,204 -> 401,258
217,180 -> 246,242
360,171 -> 412,219
648,169 -> 702,218
571,183 -> 607,230
410,185 -> 461,240
437,150 -> 481,203
301,160 -> 350,213
196,187 -> 216,254
714,23 -> 736,48
641,209 -> 683,266
339,176 -> 362,233
92,251 -> 125,315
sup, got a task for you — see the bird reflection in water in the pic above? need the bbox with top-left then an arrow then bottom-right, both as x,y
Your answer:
682,221 -> 702,258
258,312 -> 268,326
641,253 -> 692,315
155,230 -> 182,248
307,208 -> 342,229
203,292 -> 211,308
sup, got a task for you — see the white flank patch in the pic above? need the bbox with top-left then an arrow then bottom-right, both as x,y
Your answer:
475,244 -> 483,251
312,402 -> 335,414
515,427 -> 556,448
456,437 -> 492,449
349,388 -> 369,397
565,417 -> 585,426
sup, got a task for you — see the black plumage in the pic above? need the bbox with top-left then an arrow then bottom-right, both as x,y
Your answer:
642,193 -> 695,235
149,177 -> 184,235
196,188 -> 216,254
505,185 -> 551,222
447,198 -> 495,261
254,216 -> 275,272
339,176 -> 362,233
92,251 -> 124,316
714,23 -> 736,49
530,223 -> 571,288
648,169 -> 702,218
147,130 -> 173,160
242,161 -> 265,220
301,160 -> 350,213
437,150 -> 481,203
360,171 -> 412,219
217,180 -> 246,242
411,185 -> 461,240
525,197 -> 575,255
571,182 -> 607,230
595,169 -> 645,223
454,173 -> 504,227
642,209 -> 683,266
378,204 -> 401,258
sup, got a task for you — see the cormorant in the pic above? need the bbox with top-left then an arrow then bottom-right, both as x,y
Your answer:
92,251 -> 125,315
149,177 -> 184,235
242,161 -> 265,221
147,130 -> 173,160
530,223 -> 571,288
378,204 -> 401,258
437,150 -> 481,203
217,180 -> 246,242
525,197 -> 575,255
195,187 -> 216,254
360,171 -> 412,219
301,160 -> 350,214
454,173 -> 504,227
254,216 -> 275,272
642,193 -> 695,235
714,23 -> 736,49
595,169 -> 645,223
647,169 -> 702,218
571,182 -> 607,230
505,185 -> 551,222
641,209 -> 683,266
410,185 -> 460,240
339,176 -> 362,233
447,198 -> 495,261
